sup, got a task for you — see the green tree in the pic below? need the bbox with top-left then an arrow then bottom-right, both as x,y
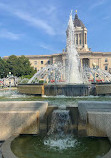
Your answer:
17,55 -> 35,77
6,55 -> 18,76
0,57 -> 9,78
6,55 -> 35,77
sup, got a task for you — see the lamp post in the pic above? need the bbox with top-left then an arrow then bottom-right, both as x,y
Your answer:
92,63 -> 96,83
8,72 -> 12,88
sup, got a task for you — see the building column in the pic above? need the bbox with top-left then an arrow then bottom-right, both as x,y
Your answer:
84,33 -> 85,45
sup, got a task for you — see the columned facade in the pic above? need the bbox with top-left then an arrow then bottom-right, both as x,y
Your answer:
73,13 -> 89,51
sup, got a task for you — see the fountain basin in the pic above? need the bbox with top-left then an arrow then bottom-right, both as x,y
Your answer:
96,82 -> 111,95
1,134 -> 111,158
1,101 -> 111,157
18,83 -> 95,96
18,83 -> 44,95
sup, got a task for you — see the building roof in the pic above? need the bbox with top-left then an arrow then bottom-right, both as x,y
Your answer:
74,14 -> 85,28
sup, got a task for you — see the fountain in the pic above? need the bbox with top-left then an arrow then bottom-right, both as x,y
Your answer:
17,11 -> 111,97
27,12 -> 83,84
10,106 -> 111,158
1,11 -> 111,158
1,79 -> 111,158
17,15 -> 92,96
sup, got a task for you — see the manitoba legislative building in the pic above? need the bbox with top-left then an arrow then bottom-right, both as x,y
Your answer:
4,13 -> 111,74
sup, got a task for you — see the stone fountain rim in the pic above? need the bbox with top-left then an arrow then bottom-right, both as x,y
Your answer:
1,135 -> 111,158
1,135 -> 18,158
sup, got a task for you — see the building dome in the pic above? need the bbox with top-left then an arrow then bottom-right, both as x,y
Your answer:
74,14 -> 85,28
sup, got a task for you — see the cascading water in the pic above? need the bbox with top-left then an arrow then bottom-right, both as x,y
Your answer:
44,109 -> 76,150
66,11 -> 83,84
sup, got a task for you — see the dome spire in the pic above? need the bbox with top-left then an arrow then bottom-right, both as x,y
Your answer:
74,11 -> 85,27
75,10 -> 78,19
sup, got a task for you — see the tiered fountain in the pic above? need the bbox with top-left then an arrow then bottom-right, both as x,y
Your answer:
18,12 -> 95,96
1,11 -> 111,158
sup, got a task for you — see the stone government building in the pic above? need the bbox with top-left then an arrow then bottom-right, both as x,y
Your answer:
4,13 -> 111,74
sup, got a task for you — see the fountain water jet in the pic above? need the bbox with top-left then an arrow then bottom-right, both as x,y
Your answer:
66,11 -> 83,84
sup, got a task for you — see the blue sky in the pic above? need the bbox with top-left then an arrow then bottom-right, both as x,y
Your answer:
0,0 -> 111,57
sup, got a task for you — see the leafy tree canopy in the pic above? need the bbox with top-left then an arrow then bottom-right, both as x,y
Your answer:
0,55 -> 35,78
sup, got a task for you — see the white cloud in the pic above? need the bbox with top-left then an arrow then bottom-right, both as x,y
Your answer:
0,2 -> 56,36
39,43 -> 61,53
89,0 -> 107,10
38,6 -> 56,15
14,11 -> 55,35
103,16 -> 110,20
0,29 -> 22,40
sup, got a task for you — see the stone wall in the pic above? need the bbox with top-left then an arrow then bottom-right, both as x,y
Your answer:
18,84 -> 44,95
1,100 -> 111,141
0,101 -> 48,140
18,83 -> 95,96
44,84 -> 95,96
96,83 -> 111,95
78,101 -> 111,138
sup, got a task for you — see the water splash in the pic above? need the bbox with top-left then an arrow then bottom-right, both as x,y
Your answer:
44,109 -> 76,150
0,90 -> 28,98
44,136 -> 76,150
28,63 -> 65,84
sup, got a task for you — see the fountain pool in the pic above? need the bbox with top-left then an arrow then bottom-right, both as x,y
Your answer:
11,135 -> 110,158
1,89 -> 111,158
1,89 -> 111,104
2,89 -> 111,105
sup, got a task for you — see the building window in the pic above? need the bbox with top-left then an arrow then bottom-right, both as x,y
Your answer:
48,60 -> 50,64
82,58 -> 89,68
41,61 -> 43,64
34,61 -> 37,65
105,65 -> 108,70
35,67 -> 37,71
105,58 -> 108,62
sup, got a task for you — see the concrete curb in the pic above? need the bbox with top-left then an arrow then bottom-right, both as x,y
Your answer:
1,135 -> 18,158
103,148 -> 111,158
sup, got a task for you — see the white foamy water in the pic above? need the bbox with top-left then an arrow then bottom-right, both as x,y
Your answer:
66,11 -> 83,84
0,90 -> 28,98
44,109 -> 77,150
44,136 -> 77,150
